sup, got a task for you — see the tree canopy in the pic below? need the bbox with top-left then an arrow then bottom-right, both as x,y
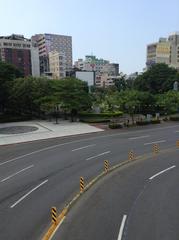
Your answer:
0,61 -> 23,112
57,77 -> 91,120
134,63 -> 179,94
8,76 -> 92,121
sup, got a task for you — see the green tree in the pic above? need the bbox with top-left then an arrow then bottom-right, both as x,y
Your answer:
0,61 -> 22,112
118,90 -> 141,123
10,77 -> 52,115
114,73 -> 127,91
57,77 -> 91,121
134,63 -> 178,94
156,91 -> 179,114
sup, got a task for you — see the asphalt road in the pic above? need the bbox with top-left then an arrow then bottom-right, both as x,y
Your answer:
55,150 -> 179,240
0,122 -> 179,240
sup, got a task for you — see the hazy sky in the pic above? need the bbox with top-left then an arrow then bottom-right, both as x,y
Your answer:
1,0 -> 179,74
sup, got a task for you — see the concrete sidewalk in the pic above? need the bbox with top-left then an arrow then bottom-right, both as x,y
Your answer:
0,120 -> 103,146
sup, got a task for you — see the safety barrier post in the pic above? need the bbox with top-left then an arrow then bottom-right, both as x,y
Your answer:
153,144 -> 159,154
104,160 -> 109,173
51,207 -> 57,225
80,177 -> 85,193
128,150 -> 134,160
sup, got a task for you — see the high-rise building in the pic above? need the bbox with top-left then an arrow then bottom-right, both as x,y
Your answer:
32,33 -> 72,76
168,32 -> 179,69
0,34 -> 40,77
146,32 -> 179,70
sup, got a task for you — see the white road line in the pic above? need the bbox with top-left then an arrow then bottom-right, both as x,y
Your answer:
1,165 -> 34,183
129,135 -> 150,140
86,151 -> 111,161
144,140 -> 166,145
149,165 -> 176,180
72,144 -> 95,152
10,179 -> 48,208
117,215 -> 127,240
1,124 -> 179,167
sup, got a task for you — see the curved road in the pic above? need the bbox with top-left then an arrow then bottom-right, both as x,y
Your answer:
0,122 -> 179,239
54,149 -> 179,240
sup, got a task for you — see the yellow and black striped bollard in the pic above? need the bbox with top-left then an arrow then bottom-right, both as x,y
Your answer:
128,150 -> 134,160
153,144 -> 159,154
51,207 -> 57,225
104,160 -> 109,173
176,140 -> 179,148
80,177 -> 85,193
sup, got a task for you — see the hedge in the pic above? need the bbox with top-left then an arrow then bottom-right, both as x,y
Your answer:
80,119 -> 110,123
136,121 -> 150,126
0,115 -> 32,123
151,119 -> 161,124
109,123 -> 123,129
170,116 -> 179,121
79,112 -> 123,118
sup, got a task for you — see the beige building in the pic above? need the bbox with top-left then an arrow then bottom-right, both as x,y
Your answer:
147,38 -> 171,67
49,51 -> 66,79
146,32 -> 179,70
95,73 -> 118,88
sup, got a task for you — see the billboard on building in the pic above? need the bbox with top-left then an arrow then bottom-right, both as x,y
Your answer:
75,71 -> 95,86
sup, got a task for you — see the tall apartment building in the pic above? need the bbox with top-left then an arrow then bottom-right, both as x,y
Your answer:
146,32 -> 179,70
32,33 -> 72,77
168,33 -> 179,69
0,34 -> 40,77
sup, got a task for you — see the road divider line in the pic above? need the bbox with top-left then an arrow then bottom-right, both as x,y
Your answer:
149,165 -> 176,180
2,124 -> 179,167
72,144 -> 95,152
86,151 -> 111,161
117,215 -> 127,240
144,140 -> 166,145
10,179 -> 48,208
129,135 -> 150,140
1,165 -> 34,183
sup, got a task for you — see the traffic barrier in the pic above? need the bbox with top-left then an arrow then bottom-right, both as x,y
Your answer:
128,150 -> 134,160
80,177 -> 85,193
104,160 -> 109,173
153,144 -> 159,154
176,140 -> 179,148
51,207 -> 57,225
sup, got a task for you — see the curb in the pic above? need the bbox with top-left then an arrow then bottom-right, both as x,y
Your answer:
42,146 -> 179,240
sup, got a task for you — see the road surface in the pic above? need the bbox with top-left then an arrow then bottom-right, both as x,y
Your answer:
54,148 -> 179,240
0,122 -> 179,239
